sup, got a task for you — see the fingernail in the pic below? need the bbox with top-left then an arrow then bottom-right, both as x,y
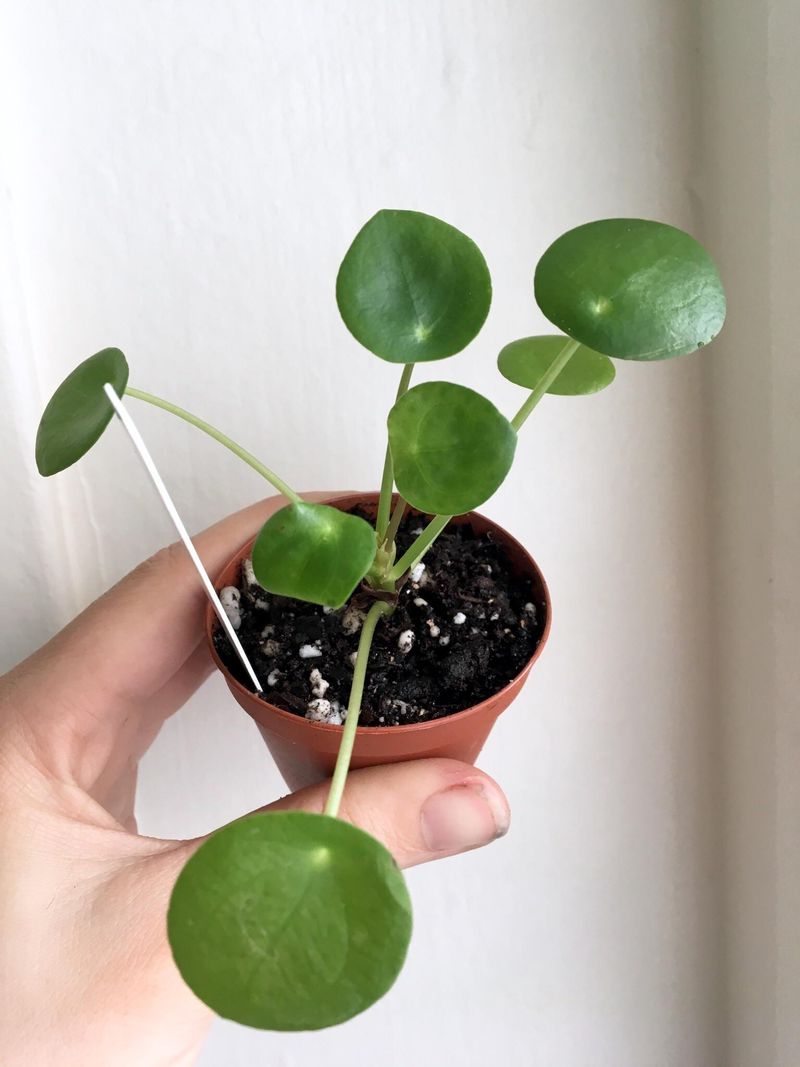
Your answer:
421,781 -> 510,853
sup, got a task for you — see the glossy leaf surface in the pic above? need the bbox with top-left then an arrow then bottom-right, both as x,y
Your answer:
388,382 -> 516,515
168,812 -> 413,1031
252,502 -> 376,608
498,335 -> 615,395
534,218 -> 726,360
35,348 -> 129,475
336,209 -> 491,364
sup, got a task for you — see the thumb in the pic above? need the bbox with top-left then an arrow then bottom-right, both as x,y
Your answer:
160,758 -> 510,875
156,759 -> 507,883
256,757 -> 510,869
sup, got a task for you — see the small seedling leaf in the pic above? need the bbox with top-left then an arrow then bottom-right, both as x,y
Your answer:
336,209 -> 492,364
252,502 -> 376,608
35,348 -> 129,475
534,219 -> 726,360
168,812 -> 413,1031
388,382 -> 516,515
498,335 -> 615,395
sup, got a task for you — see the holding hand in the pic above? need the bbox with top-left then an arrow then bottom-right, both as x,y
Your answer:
0,495 -> 510,1067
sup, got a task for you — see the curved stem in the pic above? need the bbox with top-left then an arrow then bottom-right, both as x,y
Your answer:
384,340 -> 579,580
324,601 -> 393,818
510,338 -> 580,431
375,364 -> 415,539
383,494 -> 407,548
125,387 -> 301,504
388,513 -> 451,582
375,451 -> 394,540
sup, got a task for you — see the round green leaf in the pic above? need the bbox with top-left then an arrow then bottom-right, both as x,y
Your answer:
336,209 -> 492,364
168,812 -> 413,1031
35,348 -> 129,475
498,335 -> 615,395
252,502 -> 376,608
534,219 -> 726,361
388,382 -> 516,515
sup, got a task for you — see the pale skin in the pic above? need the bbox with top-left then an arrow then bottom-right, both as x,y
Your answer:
0,494 -> 510,1066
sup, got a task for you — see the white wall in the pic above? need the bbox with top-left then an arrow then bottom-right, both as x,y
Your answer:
699,3 -> 800,1065
2,1 -> 790,1064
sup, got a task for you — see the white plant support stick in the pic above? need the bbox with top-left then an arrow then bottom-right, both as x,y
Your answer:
103,383 -> 263,693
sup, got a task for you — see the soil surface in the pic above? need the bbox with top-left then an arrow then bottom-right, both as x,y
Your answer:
214,509 -> 544,726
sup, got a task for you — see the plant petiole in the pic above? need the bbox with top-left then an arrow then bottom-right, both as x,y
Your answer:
388,512 -> 451,582
375,364 -> 415,540
324,600 -> 394,818
510,338 -> 579,431
366,542 -> 397,592
125,388 -> 301,503
383,495 -> 407,548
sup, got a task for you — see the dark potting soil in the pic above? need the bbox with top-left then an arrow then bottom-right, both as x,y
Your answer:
213,510 -> 544,727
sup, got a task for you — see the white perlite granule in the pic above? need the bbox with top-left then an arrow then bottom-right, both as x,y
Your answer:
299,644 -> 322,659
305,699 -> 343,726
410,562 -> 426,584
413,597 -> 428,608
267,669 -> 282,687
262,638 -> 280,657
219,586 -> 242,630
398,630 -> 415,654
439,634 -> 450,646
341,605 -> 365,635
524,602 -> 536,615
453,611 -> 466,625
389,698 -> 411,715
425,619 -> 441,638
242,559 -> 269,608
348,651 -> 358,667
309,668 -> 329,698
383,697 -> 427,720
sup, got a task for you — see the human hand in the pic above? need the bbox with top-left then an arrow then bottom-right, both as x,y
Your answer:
0,495 -> 510,1067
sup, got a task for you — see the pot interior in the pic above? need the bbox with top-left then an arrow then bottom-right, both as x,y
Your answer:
208,493 -> 551,730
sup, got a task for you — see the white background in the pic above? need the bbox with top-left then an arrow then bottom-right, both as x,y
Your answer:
0,2 -> 796,1065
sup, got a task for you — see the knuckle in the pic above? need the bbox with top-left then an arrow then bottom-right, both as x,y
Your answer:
417,756 -> 479,787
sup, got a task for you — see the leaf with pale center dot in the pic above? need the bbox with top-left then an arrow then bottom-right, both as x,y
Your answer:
167,812 -> 413,1032
498,335 -> 615,395
388,381 -> 516,515
534,218 -> 726,361
252,502 -> 377,608
336,209 -> 492,364
35,348 -> 129,475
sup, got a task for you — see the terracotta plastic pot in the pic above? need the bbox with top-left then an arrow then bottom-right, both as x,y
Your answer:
206,493 -> 551,791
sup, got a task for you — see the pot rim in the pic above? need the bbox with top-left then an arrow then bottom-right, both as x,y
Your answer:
205,492 -> 552,736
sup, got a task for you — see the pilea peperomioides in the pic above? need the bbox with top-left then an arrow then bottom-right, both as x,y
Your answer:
35,209 -> 726,1030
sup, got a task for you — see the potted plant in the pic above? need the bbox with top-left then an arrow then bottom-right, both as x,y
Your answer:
34,209 -> 726,1032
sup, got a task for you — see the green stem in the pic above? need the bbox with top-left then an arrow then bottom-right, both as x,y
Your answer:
510,338 -> 580,431
383,495 -> 407,548
125,387 -> 301,503
382,340 -> 579,579
324,601 -> 393,818
375,364 -> 415,540
388,513 -> 451,582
